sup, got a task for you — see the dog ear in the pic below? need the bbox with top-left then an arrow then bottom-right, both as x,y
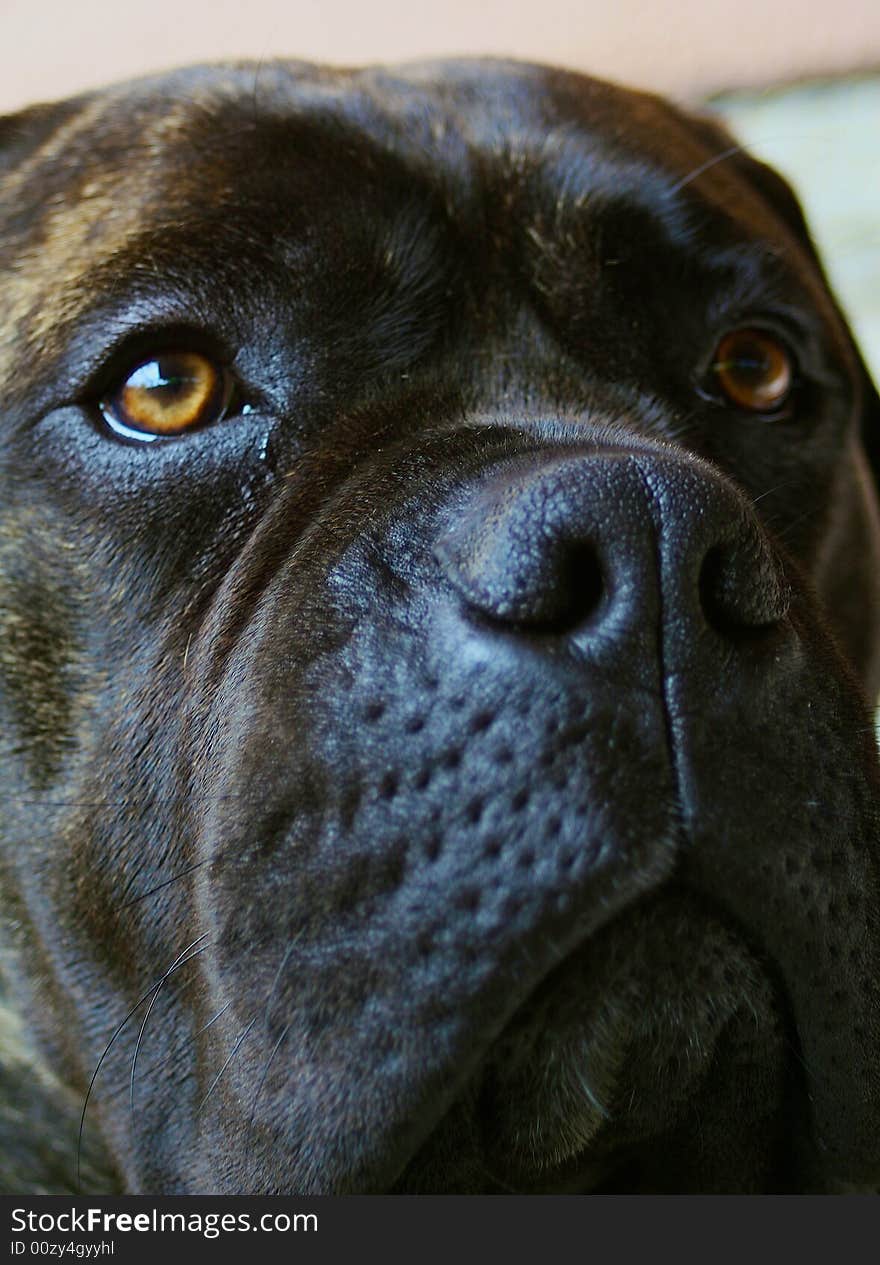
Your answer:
685,111 -> 880,489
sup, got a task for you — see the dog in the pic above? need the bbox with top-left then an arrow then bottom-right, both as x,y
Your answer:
0,57 -> 879,1195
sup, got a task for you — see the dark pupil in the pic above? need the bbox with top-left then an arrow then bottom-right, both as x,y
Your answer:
731,339 -> 772,384
148,357 -> 196,400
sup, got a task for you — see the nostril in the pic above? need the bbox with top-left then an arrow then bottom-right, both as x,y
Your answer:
699,544 -> 733,633
698,539 -> 789,636
475,537 -> 605,633
547,541 -> 605,633
435,508 -> 606,633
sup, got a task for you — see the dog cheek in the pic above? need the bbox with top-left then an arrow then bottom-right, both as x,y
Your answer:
0,523 -> 94,788
813,445 -> 880,698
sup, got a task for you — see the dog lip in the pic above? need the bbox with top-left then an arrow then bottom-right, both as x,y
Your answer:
394,887 -> 798,1193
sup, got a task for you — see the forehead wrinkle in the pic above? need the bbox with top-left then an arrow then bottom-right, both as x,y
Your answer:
525,127 -> 828,308
0,221 -> 286,400
0,188 -> 140,388
0,103 -> 274,388
0,82 -> 475,396
0,63 -> 832,400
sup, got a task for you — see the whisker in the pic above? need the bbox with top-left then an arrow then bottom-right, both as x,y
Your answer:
772,504 -> 822,543
119,860 -> 208,910
199,937 -> 301,1159
243,1021 -> 292,1181
77,932 -> 209,1190
670,144 -> 744,193
110,999 -> 232,1095
197,1016 -> 258,1115
129,937 -> 211,1114
751,479 -> 799,507
262,935 -> 301,1031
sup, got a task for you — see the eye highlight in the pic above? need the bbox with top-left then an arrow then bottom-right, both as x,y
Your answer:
712,328 -> 795,414
99,351 -> 234,439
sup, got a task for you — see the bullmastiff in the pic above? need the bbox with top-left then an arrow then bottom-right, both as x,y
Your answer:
0,58 -> 879,1194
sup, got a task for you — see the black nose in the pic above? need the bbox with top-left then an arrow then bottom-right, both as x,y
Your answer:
433,449 -> 790,641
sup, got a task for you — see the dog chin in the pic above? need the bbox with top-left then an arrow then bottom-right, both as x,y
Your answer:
392,891 -> 790,1194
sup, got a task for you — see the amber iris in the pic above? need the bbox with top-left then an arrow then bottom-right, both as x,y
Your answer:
713,329 -> 794,413
101,351 -> 232,436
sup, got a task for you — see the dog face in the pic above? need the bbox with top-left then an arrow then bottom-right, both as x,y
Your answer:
1,59 -> 879,1195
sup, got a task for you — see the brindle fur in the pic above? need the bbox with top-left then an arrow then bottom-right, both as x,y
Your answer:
1,60 -> 879,1194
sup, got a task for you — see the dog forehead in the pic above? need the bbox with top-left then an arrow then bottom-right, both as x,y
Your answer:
0,59 -> 813,401
0,58 -> 735,220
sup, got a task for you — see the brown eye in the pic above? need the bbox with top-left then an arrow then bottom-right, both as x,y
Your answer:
100,351 -> 234,438
712,328 -> 794,414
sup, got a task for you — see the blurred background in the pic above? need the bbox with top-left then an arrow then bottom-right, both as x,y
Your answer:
1,0 -> 879,106
1,0 -> 878,371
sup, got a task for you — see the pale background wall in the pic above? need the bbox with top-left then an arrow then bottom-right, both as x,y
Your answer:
1,0 -> 880,112
1,1 -> 878,373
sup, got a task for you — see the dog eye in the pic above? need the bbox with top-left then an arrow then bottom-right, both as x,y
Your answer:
99,351 -> 234,438
711,329 -> 794,414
